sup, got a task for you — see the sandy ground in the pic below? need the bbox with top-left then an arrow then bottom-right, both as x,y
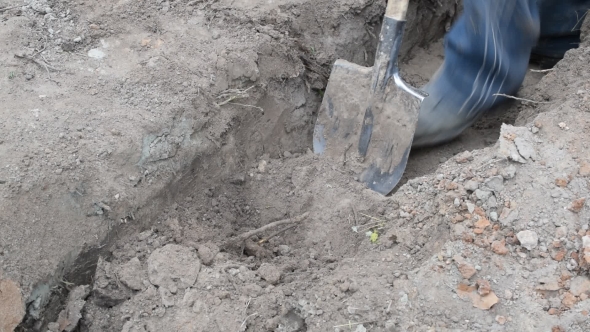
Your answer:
0,0 -> 589,331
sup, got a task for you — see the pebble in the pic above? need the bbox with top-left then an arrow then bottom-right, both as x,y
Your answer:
487,196 -> 498,208
258,263 -> 281,285
88,48 -> 106,59
484,176 -> 504,192
495,316 -> 507,325
464,180 -> 479,192
475,189 -> 492,201
197,245 -> 215,266
517,230 -> 538,250
466,202 -> 475,214
555,226 -> 568,239
455,151 -> 473,163
278,245 -> 291,255
454,198 -> 460,207
489,211 -> 498,222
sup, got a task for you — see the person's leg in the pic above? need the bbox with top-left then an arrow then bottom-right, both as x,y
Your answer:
533,0 -> 590,64
412,0 -> 540,148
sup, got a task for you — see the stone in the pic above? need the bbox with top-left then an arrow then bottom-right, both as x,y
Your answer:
477,279 -> 491,296
562,292 -> 577,308
568,198 -> 586,213
555,178 -> 569,188
458,263 -> 477,279
555,226 -> 568,239
484,176 -> 504,192
579,161 -> 590,177
160,287 -> 175,307
517,230 -> 538,250
455,151 -> 473,163
467,202 -> 475,214
475,189 -> 492,201
148,244 -> 201,290
278,245 -> 291,255
464,180 -> 479,192
501,165 -> 517,179
197,244 -> 216,266
489,211 -> 498,222
258,263 -> 281,285
514,137 -> 537,160
117,257 -> 145,291
499,208 -> 519,226
495,316 -> 507,325
492,240 -> 509,255
54,285 -> 91,332
569,276 -> 590,296
0,279 -> 25,332
487,196 -> 498,208
88,48 -> 106,59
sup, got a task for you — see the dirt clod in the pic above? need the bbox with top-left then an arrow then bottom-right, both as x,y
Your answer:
257,263 -> 282,285
147,244 -> 201,290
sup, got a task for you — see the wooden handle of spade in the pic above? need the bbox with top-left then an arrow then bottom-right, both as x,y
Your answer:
385,0 -> 409,21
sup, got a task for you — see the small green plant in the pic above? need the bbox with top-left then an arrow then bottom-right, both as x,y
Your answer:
8,71 -> 16,79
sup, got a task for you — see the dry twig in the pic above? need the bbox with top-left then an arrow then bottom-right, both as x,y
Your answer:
225,212 -> 309,246
257,224 -> 297,245
0,5 -> 21,13
493,93 -> 549,104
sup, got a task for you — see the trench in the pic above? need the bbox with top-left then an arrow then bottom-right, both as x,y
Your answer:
15,1 -> 548,330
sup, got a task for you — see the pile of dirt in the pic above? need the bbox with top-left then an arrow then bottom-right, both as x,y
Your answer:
1,0 -> 589,331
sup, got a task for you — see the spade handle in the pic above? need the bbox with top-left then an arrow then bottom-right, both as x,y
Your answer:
385,0 -> 409,21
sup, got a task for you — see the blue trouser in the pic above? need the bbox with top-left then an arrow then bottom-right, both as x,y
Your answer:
413,0 -> 590,147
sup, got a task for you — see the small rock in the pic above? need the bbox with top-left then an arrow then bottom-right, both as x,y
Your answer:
495,316 -> 507,325
117,257 -> 145,291
283,151 -> 293,158
88,48 -> 106,59
562,292 -> 577,308
568,198 -> 586,213
484,176 -> 504,192
501,165 -> 517,179
514,137 -> 536,160
487,196 -> 498,208
569,276 -> 590,296
492,240 -> 509,255
197,245 -> 216,266
159,287 -> 175,307
278,245 -> 291,255
0,279 -> 26,332
475,189 -> 492,201
489,211 -> 498,222
148,244 -> 201,290
548,308 -> 559,315
555,226 -> 568,239
579,161 -> 590,177
499,208 -> 519,226
454,256 -> 476,279
558,122 -> 567,129
477,279 -> 491,296
555,178 -> 569,188
455,151 -> 473,164
517,230 -> 538,250
258,160 -> 267,173
258,263 -> 281,285
466,202 -> 475,214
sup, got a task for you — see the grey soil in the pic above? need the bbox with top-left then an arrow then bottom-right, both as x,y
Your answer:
0,1 -> 589,332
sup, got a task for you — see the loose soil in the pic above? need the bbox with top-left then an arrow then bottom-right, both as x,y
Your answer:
0,1 -> 589,332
